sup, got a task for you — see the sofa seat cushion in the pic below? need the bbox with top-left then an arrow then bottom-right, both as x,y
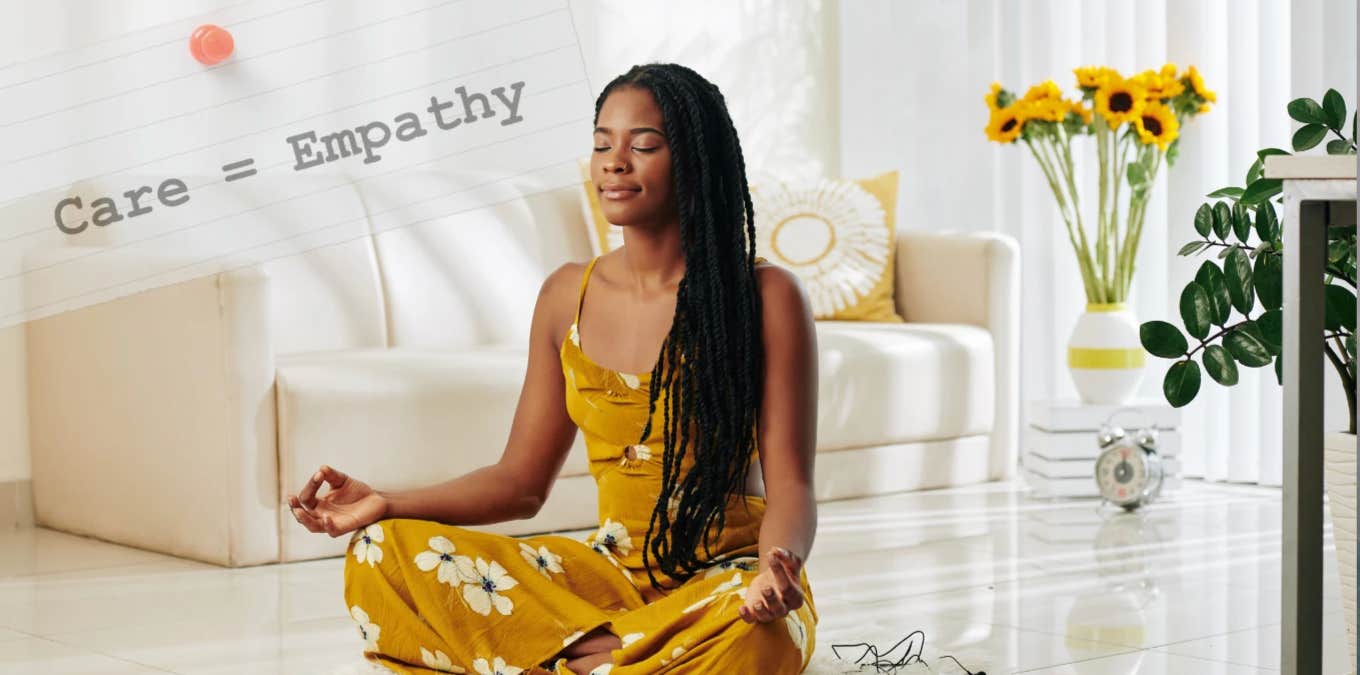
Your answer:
814,321 -> 993,451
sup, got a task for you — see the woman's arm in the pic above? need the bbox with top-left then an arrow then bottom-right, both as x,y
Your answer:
379,263 -> 584,526
752,265 -> 819,573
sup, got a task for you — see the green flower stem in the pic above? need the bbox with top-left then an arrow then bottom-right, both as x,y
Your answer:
1051,126 -> 1106,302
1095,118 -> 1110,299
1026,136 -> 1100,302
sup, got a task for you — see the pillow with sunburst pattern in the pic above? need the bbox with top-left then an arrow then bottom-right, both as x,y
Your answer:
576,162 -> 903,322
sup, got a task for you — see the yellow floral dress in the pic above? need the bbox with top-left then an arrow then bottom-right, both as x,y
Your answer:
342,255 -> 817,674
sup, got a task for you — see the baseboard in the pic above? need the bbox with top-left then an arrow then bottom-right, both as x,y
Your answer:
0,479 -> 33,528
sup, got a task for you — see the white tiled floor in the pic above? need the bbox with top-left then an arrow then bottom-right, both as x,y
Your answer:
0,479 -> 1349,674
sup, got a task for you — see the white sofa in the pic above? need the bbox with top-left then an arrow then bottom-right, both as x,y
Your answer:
24,170 -> 1020,567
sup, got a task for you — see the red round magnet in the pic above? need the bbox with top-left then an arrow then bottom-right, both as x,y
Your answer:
189,24 -> 234,65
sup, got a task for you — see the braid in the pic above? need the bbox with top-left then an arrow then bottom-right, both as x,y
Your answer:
592,64 -> 764,592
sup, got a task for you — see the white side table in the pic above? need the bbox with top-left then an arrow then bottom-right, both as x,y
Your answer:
1265,154 -> 1357,675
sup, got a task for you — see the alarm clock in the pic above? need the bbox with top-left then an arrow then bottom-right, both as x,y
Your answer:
1093,409 -> 1164,510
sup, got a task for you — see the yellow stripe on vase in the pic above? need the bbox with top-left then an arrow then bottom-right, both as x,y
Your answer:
1085,303 -> 1129,313
1068,346 -> 1147,369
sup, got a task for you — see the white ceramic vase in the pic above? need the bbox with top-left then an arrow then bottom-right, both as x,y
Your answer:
1324,430 -> 1357,672
1067,302 -> 1146,405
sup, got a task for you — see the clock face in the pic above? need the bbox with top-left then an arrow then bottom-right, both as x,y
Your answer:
1095,443 -> 1148,506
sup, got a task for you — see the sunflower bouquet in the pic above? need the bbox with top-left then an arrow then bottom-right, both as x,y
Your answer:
984,64 -> 1216,303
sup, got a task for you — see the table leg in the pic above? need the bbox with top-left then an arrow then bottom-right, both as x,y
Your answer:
1283,199 -> 1326,674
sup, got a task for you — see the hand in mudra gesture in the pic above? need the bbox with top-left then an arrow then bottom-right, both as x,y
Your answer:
738,547 -> 806,624
287,465 -> 388,538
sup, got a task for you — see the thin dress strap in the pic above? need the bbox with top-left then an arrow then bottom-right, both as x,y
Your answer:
574,256 -> 600,325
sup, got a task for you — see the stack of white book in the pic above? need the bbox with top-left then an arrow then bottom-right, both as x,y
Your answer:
1022,398 -> 1184,498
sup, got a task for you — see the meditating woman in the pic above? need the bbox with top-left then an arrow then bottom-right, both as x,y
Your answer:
286,62 -> 819,674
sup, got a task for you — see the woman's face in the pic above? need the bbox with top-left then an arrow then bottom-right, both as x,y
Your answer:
591,86 -> 676,228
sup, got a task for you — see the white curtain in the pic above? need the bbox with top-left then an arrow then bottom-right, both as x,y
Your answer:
839,0 -> 1357,487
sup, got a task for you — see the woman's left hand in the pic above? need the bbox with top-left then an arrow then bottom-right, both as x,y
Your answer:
738,547 -> 805,623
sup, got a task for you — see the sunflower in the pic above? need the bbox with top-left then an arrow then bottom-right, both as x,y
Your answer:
984,82 -> 1004,111
985,105 -> 1025,143
1020,97 -> 1066,123
1067,99 -> 1093,125
1074,65 -> 1120,91
1133,101 -> 1179,151
1094,76 -> 1146,128
1184,65 -> 1217,103
1131,68 -> 1184,100
1022,80 -> 1063,103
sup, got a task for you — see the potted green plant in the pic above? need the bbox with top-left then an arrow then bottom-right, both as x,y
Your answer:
1140,88 -> 1357,665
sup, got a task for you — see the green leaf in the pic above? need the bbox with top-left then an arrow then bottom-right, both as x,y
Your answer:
1207,187 -> 1245,199
1193,203 -> 1214,237
1178,241 -> 1208,256
1293,124 -> 1328,151
1275,353 -> 1284,385
1217,247 -> 1234,260
1197,261 -> 1233,325
1203,344 -> 1239,386
1251,242 -> 1272,259
1180,283 -> 1213,339
1246,158 -> 1263,185
1327,139 -> 1354,155
1257,147 -> 1291,160
1225,322 -> 1274,367
1212,202 -> 1232,240
1254,203 -> 1279,242
1163,360 -> 1202,407
1258,308 -> 1284,355
1231,202 -> 1253,243
1323,89 -> 1347,130
1329,239 -> 1351,264
1127,161 -> 1148,187
1253,252 -> 1283,310
1166,137 -> 1181,166
1224,248 -> 1256,314
1241,178 -> 1283,207
1325,284 -> 1358,331
1141,320 -> 1189,358
1347,335 -> 1357,360
1288,97 -> 1327,125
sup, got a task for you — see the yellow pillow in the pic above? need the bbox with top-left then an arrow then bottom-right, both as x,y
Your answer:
576,160 -> 903,322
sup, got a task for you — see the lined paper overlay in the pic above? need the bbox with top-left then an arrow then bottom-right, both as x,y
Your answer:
0,0 -> 594,329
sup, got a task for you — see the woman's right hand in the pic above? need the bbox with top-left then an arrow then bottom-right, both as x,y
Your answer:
287,465 -> 389,539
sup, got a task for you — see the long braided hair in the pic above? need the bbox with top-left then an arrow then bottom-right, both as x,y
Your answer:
593,64 -> 765,592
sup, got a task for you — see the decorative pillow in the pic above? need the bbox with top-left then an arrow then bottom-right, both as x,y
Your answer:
576,160 -> 903,322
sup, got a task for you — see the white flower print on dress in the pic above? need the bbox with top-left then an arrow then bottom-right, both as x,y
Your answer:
658,645 -> 687,667
786,608 -> 809,661
415,536 -> 475,587
349,604 -> 381,652
587,664 -> 613,675
350,523 -> 384,567
472,656 -> 523,675
591,518 -> 633,556
618,372 -> 641,389
420,647 -> 467,673
568,323 -> 581,347
519,542 -> 564,579
703,555 -> 759,579
682,571 -> 748,614
620,632 -> 645,648
561,630 -> 585,647
461,558 -> 519,616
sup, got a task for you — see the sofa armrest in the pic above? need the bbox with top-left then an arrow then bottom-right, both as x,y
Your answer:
26,265 -> 280,566
894,230 -> 1021,480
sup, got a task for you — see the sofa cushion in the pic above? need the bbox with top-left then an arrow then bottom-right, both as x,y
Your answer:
814,321 -> 993,451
